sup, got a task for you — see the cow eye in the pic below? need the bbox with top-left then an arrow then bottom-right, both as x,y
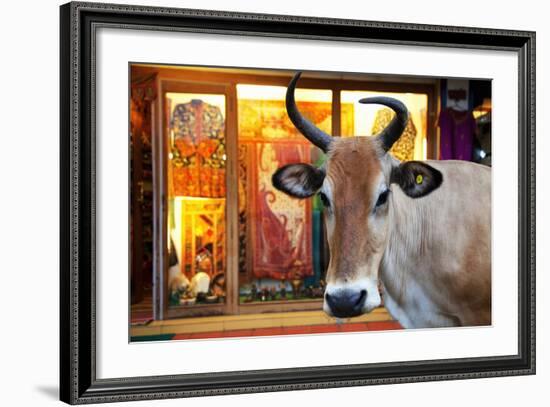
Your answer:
375,189 -> 390,208
319,192 -> 330,208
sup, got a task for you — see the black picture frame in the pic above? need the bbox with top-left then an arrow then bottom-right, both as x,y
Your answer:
60,1 -> 536,404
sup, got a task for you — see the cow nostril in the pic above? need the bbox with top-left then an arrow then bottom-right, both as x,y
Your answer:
356,290 -> 367,307
325,292 -> 335,308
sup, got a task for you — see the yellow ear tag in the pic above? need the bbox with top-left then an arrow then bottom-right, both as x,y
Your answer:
416,174 -> 423,184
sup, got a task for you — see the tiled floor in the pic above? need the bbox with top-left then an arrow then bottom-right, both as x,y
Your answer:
180,321 -> 403,340
130,308 -> 403,342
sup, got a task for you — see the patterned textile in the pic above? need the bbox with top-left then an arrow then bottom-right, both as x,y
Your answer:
341,103 -> 355,137
248,141 -> 313,279
372,108 -> 417,162
170,100 -> 226,197
237,99 -> 354,280
175,197 -> 225,278
239,100 -> 332,141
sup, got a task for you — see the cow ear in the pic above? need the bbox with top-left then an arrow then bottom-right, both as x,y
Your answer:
272,163 -> 325,198
391,161 -> 443,198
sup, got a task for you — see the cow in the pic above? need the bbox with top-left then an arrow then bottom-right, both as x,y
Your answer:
272,72 -> 491,328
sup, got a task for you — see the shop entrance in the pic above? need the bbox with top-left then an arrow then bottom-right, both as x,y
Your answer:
130,65 -> 437,322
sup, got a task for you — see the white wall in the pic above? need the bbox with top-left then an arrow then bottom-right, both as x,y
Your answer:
0,0 -> 545,406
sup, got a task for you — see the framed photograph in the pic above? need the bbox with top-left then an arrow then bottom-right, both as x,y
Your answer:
60,1 -> 535,404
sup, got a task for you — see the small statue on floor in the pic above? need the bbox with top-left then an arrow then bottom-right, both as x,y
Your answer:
211,273 -> 225,297
270,287 -> 278,301
305,285 -> 314,298
260,287 -> 269,301
311,285 -> 324,298
280,280 -> 287,299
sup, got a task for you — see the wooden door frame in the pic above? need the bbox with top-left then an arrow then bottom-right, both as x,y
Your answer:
155,78 -> 237,320
129,97 -> 144,305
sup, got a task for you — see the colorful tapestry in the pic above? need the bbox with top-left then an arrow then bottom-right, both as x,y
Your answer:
239,99 -> 331,280
170,99 -> 226,197
341,103 -> 355,137
372,108 -> 417,161
248,141 -> 313,279
239,100 -> 332,141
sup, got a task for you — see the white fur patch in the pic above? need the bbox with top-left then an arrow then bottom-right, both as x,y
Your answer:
275,164 -> 324,197
280,172 -> 311,196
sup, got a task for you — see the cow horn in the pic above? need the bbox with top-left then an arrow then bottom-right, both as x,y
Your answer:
358,97 -> 409,152
286,72 -> 332,152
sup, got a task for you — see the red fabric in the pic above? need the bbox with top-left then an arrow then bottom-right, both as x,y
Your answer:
248,142 -> 313,279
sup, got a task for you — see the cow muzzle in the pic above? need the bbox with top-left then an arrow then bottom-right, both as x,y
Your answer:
323,278 -> 382,318
324,287 -> 367,318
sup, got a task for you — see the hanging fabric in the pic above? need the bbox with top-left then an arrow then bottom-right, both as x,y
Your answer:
371,107 -> 417,161
170,99 -> 226,198
248,142 -> 314,279
438,108 -> 477,161
238,98 -> 324,280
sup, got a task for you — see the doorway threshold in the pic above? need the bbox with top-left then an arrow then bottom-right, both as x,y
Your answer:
130,307 -> 401,341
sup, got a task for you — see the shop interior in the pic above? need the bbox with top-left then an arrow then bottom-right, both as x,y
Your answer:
130,64 -> 491,333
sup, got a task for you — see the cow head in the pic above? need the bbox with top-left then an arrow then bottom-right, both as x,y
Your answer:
272,72 -> 443,318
